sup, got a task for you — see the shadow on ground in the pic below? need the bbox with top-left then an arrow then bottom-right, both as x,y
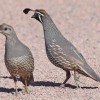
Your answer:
0,76 -> 98,90
0,76 -> 12,79
31,81 -> 98,89
0,87 -> 22,93
0,76 -> 22,93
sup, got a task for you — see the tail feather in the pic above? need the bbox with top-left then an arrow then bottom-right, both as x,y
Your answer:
27,74 -> 34,85
20,74 -> 34,86
79,63 -> 100,82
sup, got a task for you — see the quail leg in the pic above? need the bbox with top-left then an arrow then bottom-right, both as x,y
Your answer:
13,77 -> 18,96
74,71 -> 81,88
60,71 -> 71,88
24,80 -> 28,93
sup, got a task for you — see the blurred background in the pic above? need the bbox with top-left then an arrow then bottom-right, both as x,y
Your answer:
0,0 -> 100,100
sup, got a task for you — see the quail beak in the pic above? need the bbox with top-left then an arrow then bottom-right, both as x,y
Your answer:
31,14 -> 35,18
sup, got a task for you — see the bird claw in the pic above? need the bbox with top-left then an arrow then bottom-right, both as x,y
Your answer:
76,84 -> 81,89
60,84 -> 66,88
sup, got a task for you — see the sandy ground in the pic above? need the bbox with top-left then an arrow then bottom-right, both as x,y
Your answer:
0,0 -> 100,100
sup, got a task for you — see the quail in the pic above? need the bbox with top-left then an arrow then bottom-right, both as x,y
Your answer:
0,23 -> 34,95
23,8 -> 100,88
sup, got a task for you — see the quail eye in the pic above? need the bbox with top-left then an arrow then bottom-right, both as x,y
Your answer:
4,28 -> 7,31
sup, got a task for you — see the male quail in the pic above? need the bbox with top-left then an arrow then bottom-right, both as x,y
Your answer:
23,8 -> 100,88
0,23 -> 34,95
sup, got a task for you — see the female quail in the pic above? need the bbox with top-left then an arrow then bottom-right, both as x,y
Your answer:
0,23 -> 34,95
23,8 -> 100,88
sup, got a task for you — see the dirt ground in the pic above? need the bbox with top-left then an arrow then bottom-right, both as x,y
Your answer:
0,0 -> 100,100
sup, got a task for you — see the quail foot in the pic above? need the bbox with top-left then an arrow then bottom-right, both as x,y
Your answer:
23,8 -> 100,88
0,23 -> 34,95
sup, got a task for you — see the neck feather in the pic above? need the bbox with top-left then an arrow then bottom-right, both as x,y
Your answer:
42,15 -> 63,43
6,33 -> 19,47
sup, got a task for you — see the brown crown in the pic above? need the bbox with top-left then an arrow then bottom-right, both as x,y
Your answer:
35,9 -> 47,15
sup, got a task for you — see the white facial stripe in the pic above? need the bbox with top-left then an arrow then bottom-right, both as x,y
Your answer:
36,11 -> 44,16
38,14 -> 42,22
